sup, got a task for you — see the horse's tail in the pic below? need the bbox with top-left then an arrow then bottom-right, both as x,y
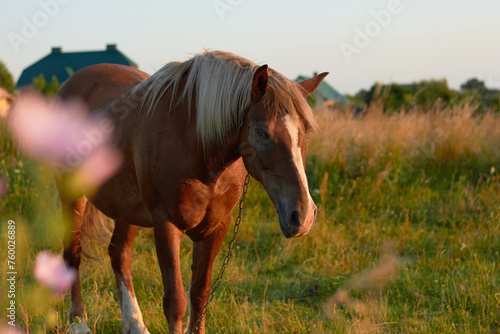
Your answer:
81,199 -> 113,260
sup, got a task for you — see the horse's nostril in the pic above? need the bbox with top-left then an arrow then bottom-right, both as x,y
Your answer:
289,210 -> 301,228
313,206 -> 318,221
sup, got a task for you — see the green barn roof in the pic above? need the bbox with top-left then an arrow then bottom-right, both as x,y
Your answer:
17,44 -> 137,88
295,74 -> 348,103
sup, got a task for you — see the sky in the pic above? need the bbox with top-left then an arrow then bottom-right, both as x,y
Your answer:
1,0 -> 499,95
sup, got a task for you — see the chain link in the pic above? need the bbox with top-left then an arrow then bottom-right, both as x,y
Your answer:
191,173 -> 251,334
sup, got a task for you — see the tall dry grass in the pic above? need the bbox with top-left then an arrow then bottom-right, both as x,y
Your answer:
309,104 -> 500,177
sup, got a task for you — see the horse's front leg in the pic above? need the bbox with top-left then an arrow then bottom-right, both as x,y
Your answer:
187,218 -> 231,334
109,221 -> 150,334
154,222 -> 187,333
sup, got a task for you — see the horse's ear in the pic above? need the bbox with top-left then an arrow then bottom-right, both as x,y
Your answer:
252,65 -> 269,100
298,72 -> 329,96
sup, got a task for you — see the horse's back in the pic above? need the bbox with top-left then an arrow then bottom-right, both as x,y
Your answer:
57,64 -> 150,111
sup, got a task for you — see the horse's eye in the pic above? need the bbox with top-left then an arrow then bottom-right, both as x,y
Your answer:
255,128 -> 270,140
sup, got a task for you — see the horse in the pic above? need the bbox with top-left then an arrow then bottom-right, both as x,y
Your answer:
55,50 -> 328,334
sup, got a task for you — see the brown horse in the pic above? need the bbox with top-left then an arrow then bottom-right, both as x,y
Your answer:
56,50 -> 327,334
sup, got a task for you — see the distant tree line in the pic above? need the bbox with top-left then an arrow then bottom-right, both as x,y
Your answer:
1,59 -> 498,113
31,74 -> 60,95
346,78 -> 500,113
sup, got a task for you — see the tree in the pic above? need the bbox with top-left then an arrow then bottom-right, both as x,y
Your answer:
0,60 -> 16,93
460,78 -> 487,95
362,83 -> 413,110
461,78 -> 500,112
357,79 -> 454,111
384,84 -> 414,110
348,89 -> 369,108
413,79 -> 453,108
32,74 -> 60,95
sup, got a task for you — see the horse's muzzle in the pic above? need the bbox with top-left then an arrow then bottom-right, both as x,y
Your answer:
279,202 -> 317,238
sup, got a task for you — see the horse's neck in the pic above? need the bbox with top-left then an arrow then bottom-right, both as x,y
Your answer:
200,130 -> 243,181
135,91 -> 242,184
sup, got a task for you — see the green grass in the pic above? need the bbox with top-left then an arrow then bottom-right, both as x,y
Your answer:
1,107 -> 500,333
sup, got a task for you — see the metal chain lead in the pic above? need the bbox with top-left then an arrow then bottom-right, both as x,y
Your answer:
191,173 -> 251,334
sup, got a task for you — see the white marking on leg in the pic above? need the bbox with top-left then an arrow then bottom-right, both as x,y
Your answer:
119,281 -> 150,334
68,322 -> 92,334
68,300 -> 91,334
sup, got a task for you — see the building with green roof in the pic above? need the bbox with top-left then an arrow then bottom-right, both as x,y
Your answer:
295,74 -> 348,105
16,44 -> 137,88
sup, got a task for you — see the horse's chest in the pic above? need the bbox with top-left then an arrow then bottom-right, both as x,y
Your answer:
176,179 -> 211,230
175,177 -> 243,234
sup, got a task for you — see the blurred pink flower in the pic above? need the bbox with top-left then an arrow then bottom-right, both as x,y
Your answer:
0,326 -> 26,334
33,251 -> 76,296
76,146 -> 123,189
9,91 -> 92,160
8,91 -> 122,188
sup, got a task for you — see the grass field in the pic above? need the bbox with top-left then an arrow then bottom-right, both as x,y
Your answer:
1,104 -> 499,333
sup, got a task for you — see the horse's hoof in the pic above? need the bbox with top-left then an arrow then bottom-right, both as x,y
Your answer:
123,322 -> 151,334
68,322 -> 92,334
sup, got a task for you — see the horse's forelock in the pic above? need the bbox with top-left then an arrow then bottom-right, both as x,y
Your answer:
265,73 -> 319,133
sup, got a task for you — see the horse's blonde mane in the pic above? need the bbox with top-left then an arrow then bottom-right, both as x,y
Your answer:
132,50 -> 317,153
